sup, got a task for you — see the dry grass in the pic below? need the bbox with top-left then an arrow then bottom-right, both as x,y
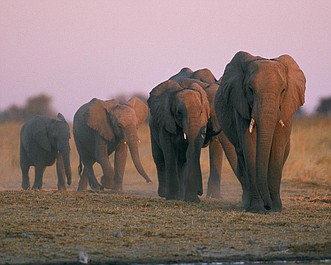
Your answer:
0,117 -> 330,264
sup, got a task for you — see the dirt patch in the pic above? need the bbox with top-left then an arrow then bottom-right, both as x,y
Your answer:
0,180 -> 330,265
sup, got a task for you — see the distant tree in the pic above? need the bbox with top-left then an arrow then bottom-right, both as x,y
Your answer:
315,96 -> 331,116
24,94 -> 56,120
0,105 -> 25,122
0,93 -> 56,123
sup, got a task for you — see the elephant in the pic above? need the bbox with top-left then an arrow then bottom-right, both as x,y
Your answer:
215,51 -> 306,212
20,113 -> 72,190
148,77 -> 213,202
168,68 -> 239,199
73,97 -> 151,191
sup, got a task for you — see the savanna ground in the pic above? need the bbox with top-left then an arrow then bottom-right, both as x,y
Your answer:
0,117 -> 330,265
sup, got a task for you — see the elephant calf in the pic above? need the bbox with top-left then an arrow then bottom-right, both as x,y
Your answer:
20,113 -> 72,190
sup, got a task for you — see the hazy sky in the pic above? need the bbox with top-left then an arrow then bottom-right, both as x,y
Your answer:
1,0 -> 330,120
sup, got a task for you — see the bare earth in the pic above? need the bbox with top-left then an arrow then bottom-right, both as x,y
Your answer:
0,174 -> 330,265
0,119 -> 330,264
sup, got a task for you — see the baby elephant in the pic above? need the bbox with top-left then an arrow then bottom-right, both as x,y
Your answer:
20,113 -> 72,190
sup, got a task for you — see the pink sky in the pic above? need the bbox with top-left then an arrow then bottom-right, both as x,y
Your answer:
1,0 -> 330,120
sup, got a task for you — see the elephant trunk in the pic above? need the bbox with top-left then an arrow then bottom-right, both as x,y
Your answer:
255,99 -> 278,210
125,126 -> 152,183
184,125 -> 206,202
58,142 -> 72,186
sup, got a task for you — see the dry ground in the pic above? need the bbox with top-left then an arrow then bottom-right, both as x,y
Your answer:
0,117 -> 330,264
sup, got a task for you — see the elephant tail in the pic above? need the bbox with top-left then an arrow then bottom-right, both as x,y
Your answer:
78,159 -> 83,177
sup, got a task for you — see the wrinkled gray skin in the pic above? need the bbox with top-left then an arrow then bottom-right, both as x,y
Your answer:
20,113 -> 72,190
73,97 -> 151,191
168,68 -> 239,199
215,51 -> 306,212
148,78 -> 210,202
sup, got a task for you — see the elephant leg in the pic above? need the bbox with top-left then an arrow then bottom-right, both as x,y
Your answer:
207,137 -> 223,199
56,154 -> 66,190
177,148 -> 186,200
164,148 -> 180,200
32,165 -> 46,190
84,162 -> 103,190
114,142 -> 128,191
151,135 -> 166,198
20,147 -> 31,190
78,166 -> 89,191
268,124 -> 291,211
95,136 -> 115,189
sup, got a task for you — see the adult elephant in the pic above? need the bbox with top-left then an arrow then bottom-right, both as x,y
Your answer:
169,68 -> 239,199
215,51 -> 306,212
20,113 -> 72,190
148,79 -> 211,202
73,97 -> 151,191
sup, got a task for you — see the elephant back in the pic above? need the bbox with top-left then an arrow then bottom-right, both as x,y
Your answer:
169,67 -> 194,83
191,68 -> 217,84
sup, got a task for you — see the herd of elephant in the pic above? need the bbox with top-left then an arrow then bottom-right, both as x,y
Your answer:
19,51 -> 306,213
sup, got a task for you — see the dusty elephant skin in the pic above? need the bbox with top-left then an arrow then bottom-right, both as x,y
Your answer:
215,51 -> 306,213
0,185 -> 330,265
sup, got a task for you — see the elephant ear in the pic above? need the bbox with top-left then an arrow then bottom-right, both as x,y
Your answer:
32,117 -> 52,152
274,55 -> 306,121
191,68 -> 217,84
56,113 -> 67,123
219,51 -> 263,120
148,80 -> 183,134
84,98 -> 119,141
127,97 -> 148,126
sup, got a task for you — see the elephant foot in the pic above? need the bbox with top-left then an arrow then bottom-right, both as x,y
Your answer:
21,182 -> 30,190
246,197 -> 267,213
184,194 -> 200,203
271,199 -> 282,212
101,175 -> 115,189
165,193 -> 181,201
158,187 -> 166,198
91,185 -> 104,191
32,184 -> 42,190
87,181 -> 103,191
57,185 -> 66,191
207,186 -> 221,199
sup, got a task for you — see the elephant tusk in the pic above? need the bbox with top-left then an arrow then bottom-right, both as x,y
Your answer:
249,118 -> 255,133
123,140 -> 127,145
279,120 -> 285,127
184,133 -> 187,140
138,139 -> 141,143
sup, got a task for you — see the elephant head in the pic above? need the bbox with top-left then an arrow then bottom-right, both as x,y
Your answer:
84,97 -> 151,183
216,51 -> 306,210
148,80 -> 210,201
34,113 -> 72,186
